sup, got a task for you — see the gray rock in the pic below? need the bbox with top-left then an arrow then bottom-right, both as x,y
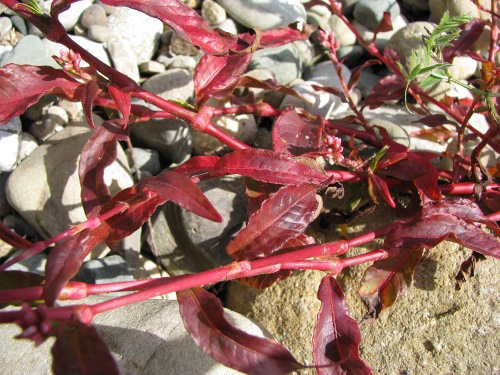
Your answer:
169,32 -> 200,56
5,121 -> 134,239
87,24 -> 111,43
106,34 -> 140,83
202,0 -> 227,25
147,176 -> 247,275
280,81 -> 348,119
0,116 -> 21,172
304,60 -> 351,90
80,4 -> 107,29
352,14 -> 407,51
23,95 -> 58,122
0,16 -> 12,38
429,0 -> 487,23
306,10 -> 330,33
215,17 -> 239,35
0,296 -> 270,374
41,0 -> 92,32
28,105 -> 68,142
76,254 -> 134,284
130,118 -> 192,164
402,0 -> 429,14
126,147 -> 161,176
249,43 -> 303,85
3,213 -> 39,239
5,250 -> 47,275
107,7 -> 163,64
0,45 -> 12,62
139,60 -> 166,75
0,172 -> 11,216
336,45 -> 364,67
216,0 -> 306,30
141,69 -> 194,102
328,15 -> 357,46
19,132 -> 39,162
42,35 -> 111,68
338,0 -> 359,15
10,14 -> 27,35
157,54 -> 198,71
353,0 -> 400,31
0,35 -> 59,68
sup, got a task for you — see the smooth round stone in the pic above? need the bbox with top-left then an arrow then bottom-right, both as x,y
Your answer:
76,255 -> 133,284
328,15 -> 357,46
141,69 -> 194,102
19,132 -> 39,161
249,43 -> 302,85
0,117 -> 21,172
0,16 -> 12,38
215,17 -> 239,34
139,60 -> 166,75
169,33 -> 200,56
106,34 -> 140,82
353,0 -> 400,31
304,60 -> 351,90
201,0 -> 227,25
10,15 -> 27,35
41,0 -> 92,31
87,24 -> 111,42
126,147 -> 161,176
306,10 -> 331,32
216,0 -> 306,31
80,4 -> 107,28
336,45 -> 364,67
165,55 -> 198,71
0,35 -> 59,68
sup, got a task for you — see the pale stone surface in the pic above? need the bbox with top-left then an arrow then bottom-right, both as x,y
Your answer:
216,0 -> 306,31
107,34 -> 140,83
226,205 -> 500,374
0,35 -> 60,68
0,297 -> 270,374
0,116 -> 21,172
42,35 -> 111,68
141,69 -> 194,102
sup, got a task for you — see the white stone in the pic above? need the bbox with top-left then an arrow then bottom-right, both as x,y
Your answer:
328,15 -> 357,46
41,0 -> 92,31
107,34 -> 141,83
202,0 -> 227,25
42,35 -> 111,68
19,132 -> 39,161
0,116 -> 21,172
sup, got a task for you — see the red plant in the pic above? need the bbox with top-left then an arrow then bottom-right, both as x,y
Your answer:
0,0 -> 498,374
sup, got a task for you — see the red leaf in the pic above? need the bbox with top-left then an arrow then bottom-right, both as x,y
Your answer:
358,248 -> 424,319
0,220 -> 32,249
211,149 -> 328,185
237,76 -> 306,100
385,213 -> 500,259
411,114 -> 456,128
237,234 -> 316,289
368,174 -> 396,208
373,11 -> 393,34
194,53 -> 253,105
177,287 -> 303,374
362,74 -> 405,110
442,18 -> 486,62
79,80 -> 100,130
144,171 -> 222,222
0,64 -> 81,123
99,0 -> 236,54
240,21 -> 317,48
227,184 -> 320,260
272,108 -> 325,155
410,125 -> 455,144
313,275 -> 373,375
108,84 -> 131,125
311,84 -> 347,103
52,321 -> 119,375
45,229 -> 106,305
244,177 -> 282,219
174,155 -> 220,178
79,120 -> 129,218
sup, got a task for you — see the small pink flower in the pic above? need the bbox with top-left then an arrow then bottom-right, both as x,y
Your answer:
325,134 -> 344,163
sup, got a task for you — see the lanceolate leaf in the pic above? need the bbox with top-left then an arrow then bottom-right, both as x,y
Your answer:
177,287 -> 303,375
237,76 -> 305,100
442,18 -> 486,62
52,321 -> 119,375
174,155 -> 220,178
237,234 -> 316,289
79,80 -> 100,130
272,108 -> 325,156
313,275 -> 373,375
211,149 -> 328,185
45,229 -> 106,305
0,64 -> 80,123
108,84 -> 131,125
144,171 -> 222,222
194,53 -> 253,105
227,184 -> 321,260
385,213 -> 500,259
99,0 -> 236,54
79,120 -> 129,218
362,74 -> 405,110
240,21 -> 317,48
358,248 -> 424,319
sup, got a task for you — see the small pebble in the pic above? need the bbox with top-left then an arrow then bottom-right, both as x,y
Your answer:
139,60 -> 166,75
80,4 -> 108,29
87,24 -> 111,42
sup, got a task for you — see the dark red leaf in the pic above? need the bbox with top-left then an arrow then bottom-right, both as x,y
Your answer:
373,11 -> 393,34
272,108 -> 325,155
79,80 -> 100,130
348,60 -> 382,91
442,18 -> 486,62
411,114 -> 456,128
0,64 -> 81,123
52,321 -> 119,375
108,84 -> 131,125
45,229 -> 106,305
240,21 -> 317,48
311,84 -> 347,103
144,171 -> 222,222
194,53 -> 253,105
313,275 -> 373,375
99,0 -> 237,54
174,155 -> 220,178
0,220 -> 32,249
368,174 -> 396,208
409,125 -> 455,144
237,76 -> 306,100
362,74 -> 405,110
385,213 -> 500,259
177,287 -> 303,374
211,149 -> 328,185
79,120 -> 129,218
358,248 -> 424,319
244,177 -> 282,218
237,234 -> 316,289
227,184 -> 320,260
